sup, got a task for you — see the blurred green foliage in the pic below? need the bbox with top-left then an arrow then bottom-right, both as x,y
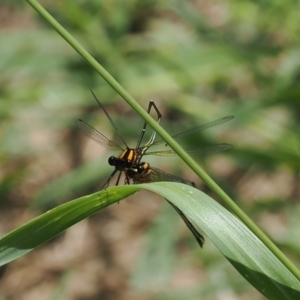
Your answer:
1,0 -> 300,299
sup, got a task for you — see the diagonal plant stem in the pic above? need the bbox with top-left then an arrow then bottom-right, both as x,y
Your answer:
26,0 -> 300,281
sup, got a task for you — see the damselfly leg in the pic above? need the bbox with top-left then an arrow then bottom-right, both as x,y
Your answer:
78,90 -> 233,248
78,92 -> 162,187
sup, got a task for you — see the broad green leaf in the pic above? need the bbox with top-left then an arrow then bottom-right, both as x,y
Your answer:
0,186 -> 137,266
139,182 -> 300,300
0,183 -> 299,299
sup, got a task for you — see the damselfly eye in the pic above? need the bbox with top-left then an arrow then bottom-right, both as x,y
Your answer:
108,156 -> 117,166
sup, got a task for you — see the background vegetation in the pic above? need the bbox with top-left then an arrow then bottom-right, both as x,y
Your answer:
1,0 -> 300,299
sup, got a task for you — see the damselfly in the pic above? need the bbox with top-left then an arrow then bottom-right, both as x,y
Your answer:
78,90 -> 233,248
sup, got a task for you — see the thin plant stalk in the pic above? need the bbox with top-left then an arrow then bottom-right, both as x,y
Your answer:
26,0 -> 300,281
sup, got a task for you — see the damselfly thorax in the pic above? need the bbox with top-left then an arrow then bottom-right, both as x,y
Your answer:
78,90 -> 233,248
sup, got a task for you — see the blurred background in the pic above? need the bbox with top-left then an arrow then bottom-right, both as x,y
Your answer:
1,0 -> 300,299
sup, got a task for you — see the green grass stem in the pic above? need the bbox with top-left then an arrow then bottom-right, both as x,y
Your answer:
26,0 -> 300,281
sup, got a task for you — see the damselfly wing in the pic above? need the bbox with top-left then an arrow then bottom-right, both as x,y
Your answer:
78,90 -> 233,248
78,91 -> 233,187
